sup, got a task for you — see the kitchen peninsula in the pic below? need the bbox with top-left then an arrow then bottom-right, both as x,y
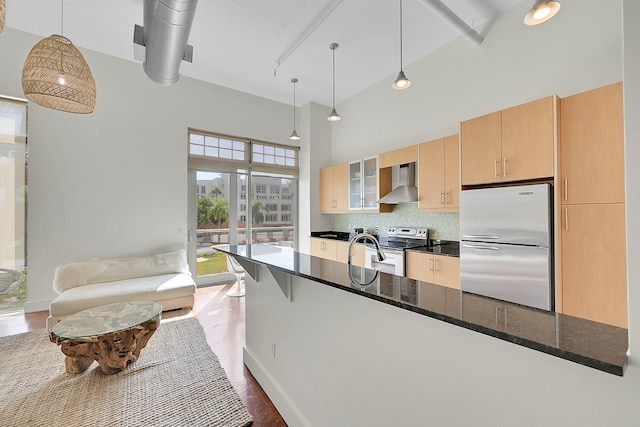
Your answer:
216,244 -> 629,425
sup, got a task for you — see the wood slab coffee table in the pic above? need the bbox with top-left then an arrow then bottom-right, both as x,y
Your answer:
50,301 -> 162,374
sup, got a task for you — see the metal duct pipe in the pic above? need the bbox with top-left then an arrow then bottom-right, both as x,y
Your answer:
417,0 -> 483,46
134,0 -> 198,85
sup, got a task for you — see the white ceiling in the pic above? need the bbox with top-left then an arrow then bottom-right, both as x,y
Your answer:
5,0 -> 528,107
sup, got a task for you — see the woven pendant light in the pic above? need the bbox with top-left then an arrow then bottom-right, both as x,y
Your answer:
0,0 -> 5,33
21,34 -> 96,114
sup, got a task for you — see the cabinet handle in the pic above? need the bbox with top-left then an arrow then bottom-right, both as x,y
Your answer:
428,258 -> 433,271
445,192 -> 450,205
503,158 -> 507,177
564,178 -> 568,201
434,258 -> 440,272
494,159 -> 499,178
565,208 -> 569,231
440,192 -> 445,205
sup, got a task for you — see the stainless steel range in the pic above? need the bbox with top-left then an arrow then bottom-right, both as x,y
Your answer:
364,227 -> 429,276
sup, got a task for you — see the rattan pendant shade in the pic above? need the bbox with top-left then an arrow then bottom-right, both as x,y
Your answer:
0,0 -> 5,33
21,35 -> 96,114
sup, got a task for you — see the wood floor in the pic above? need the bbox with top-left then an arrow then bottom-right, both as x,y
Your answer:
0,284 -> 287,427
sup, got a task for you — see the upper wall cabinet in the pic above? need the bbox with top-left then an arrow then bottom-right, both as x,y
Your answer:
379,145 -> 419,168
320,163 -> 349,214
349,156 -> 379,211
419,134 -> 459,212
460,96 -> 556,186
560,82 -> 624,204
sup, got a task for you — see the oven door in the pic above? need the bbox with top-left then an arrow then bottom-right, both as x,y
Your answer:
365,247 -> 404,276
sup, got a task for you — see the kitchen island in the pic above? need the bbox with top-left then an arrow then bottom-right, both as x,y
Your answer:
216,244 -> 631,426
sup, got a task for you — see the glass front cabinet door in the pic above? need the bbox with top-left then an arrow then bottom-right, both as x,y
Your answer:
349,156 -> 379,211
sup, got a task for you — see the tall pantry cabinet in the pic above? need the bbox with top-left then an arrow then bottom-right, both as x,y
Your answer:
559,82 -> 627,328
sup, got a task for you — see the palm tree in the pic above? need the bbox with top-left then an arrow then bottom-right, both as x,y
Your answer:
251,199 -> 269,225
197,197 -> 214,226
209,198 -> 229,227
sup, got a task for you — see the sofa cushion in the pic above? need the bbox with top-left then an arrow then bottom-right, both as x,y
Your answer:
49,272 -> 196,317
53,249 -> 190,294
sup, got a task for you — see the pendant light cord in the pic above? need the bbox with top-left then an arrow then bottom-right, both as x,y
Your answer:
292,80 -> 296,125
399,0 -> 403,71
61,0 -> 64,36
332,47 -> 336,108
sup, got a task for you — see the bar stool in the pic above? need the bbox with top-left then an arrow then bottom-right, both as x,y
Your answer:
225,255 -> 245,297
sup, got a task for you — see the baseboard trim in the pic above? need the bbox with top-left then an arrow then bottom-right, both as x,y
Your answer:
243,347 -> 311,427
24,298 -> 52,313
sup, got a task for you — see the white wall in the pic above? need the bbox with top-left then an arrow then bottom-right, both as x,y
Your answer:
0,28 -> 312,311
298,102 -> 333,254
623,0 -> 640,355
330,0 -> 623,163
245,268 -> 640,427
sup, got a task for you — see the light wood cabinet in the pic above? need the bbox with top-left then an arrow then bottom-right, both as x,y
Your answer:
319,163 -> 349,213
379,144 -> 419,168
561,203 -> 627,328
460,111 -> 501,186
349,156 -> 379,211
406,251 -> 460,289
460,96 -> 556,186
557,82 -> 627,328
419,134 -> 459,211
560,82 -> 625,204
309,238 -> 365,267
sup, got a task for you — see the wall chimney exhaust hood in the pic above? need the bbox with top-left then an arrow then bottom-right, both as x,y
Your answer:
133,0 -> 198,85
378,163 -> 418,204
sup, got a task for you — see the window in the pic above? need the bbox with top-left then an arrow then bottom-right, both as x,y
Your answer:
0,97 -> 28,314
270,185 -> 280,194
253,143 -> 297,168
281,214 -> 291,222
265,214 -> 278,222
240,215 -> 246,222
281,204 -> 291,212
240,204 -> 246,212
266,203 -> 278,211
283,187 -> 290,194
256,185 -> 267,194
189,134 -> 246,161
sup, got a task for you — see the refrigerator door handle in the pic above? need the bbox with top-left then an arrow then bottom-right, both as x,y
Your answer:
462,244 -> 500,251
462,234 -> 500,240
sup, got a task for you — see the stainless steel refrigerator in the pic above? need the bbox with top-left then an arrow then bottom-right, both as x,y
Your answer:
460,183 -> 553,310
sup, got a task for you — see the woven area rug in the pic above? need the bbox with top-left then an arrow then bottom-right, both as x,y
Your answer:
0,316 -> 253,427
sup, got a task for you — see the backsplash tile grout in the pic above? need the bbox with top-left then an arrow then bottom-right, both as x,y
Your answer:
330,203 -> 460,240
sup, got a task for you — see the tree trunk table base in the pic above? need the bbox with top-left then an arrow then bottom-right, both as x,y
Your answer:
49,301 -> 163,374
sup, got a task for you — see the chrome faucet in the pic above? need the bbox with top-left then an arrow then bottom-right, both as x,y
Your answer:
348,232 -> 386,265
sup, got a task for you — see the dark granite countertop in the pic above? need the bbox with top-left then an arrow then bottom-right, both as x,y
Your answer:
216,244 -> 628,376
406,240 -> 460,257
310,231 -> 350,241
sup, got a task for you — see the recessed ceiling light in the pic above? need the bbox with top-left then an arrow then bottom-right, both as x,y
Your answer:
524,1 -> 561,26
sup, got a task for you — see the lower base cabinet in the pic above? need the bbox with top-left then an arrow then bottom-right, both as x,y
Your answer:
309,238 -> 365,267
561,203 -> 628,328
406,251 -> 460,289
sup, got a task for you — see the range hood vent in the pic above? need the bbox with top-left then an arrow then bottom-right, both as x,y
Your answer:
378,162 -> 418,204
133,0 -> 198,85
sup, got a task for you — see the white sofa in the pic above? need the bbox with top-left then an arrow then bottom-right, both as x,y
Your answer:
47,249 -> 196,330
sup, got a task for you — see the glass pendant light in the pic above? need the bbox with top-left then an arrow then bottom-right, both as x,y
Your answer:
524,1 -> 561,25
327,43 -> 341,122
392,0 -> 411,90
289,78 -> 301,140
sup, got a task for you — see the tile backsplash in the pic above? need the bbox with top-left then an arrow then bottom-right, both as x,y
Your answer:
330,203 -> 460,241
